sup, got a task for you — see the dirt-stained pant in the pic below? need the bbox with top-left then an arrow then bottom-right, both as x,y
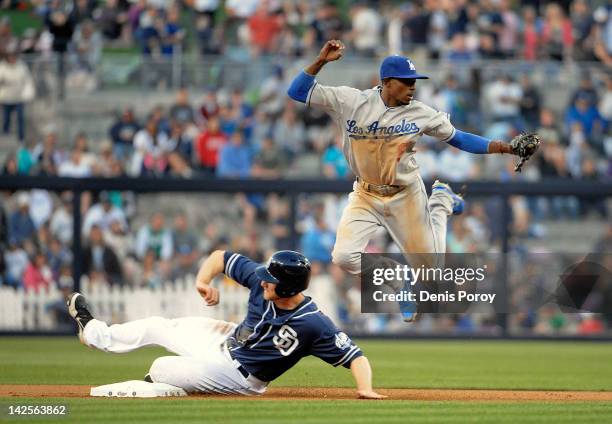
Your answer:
332,176 -> 453,276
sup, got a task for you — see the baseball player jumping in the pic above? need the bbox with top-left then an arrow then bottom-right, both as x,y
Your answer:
67,250 -> 386,399
287,40 -> 539,321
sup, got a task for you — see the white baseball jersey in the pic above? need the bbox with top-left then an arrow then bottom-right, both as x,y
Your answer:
307,84 -> 456,185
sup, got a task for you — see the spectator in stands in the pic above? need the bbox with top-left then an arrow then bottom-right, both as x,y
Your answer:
23,250 -> 54,292
138,248 -> 162,288
300,214 -> 335,264
1,152 -> 18,176
484,74 -> 523,128
138,6 -> 161,55
160,6 -> 185,57
29,189 -> 53,229
9,192 -> 35,246
166,120 -> 194,177
252,137 -> 286,178
172,212 -> 197,258
536,108 -> 563,147
50,193 -> 73,245
170,88 -> 196,126
521,6 -> 539,61
216,131 -> 251,178
71,19 -> 102,72
593,5 -> 612,65
195,115 -> 227,175
348,3 -> 382,57
273,108 -> 306,158
46,237 -> 72,280
519,74 -> 541,132
171,243 -> 199,280
131,115 -> 173,176
32,132 -> 65,176
199,90 -> 219,121
322,137 -> 349,179
0,17 -> 17,59
3,238 -> 28,288
171,212 -> 198,278
93,140 -> 121,177
499,0 -> 520,57
82,191 -> 127,237
565,94 -> 607,151
135,212 -> 173,261
438,146 -> 477,182
571,0 -> 596,61
109,107 -> 140,161
0,47 -> 35,142
46,6 -> 75,98
192,0 -> 221,55
304,2 -> 345,52
445,33 -> 476,63
258,65 -> 286,119
540,3 -> 573,61
103,217 -> 133,260
98,0 -> 128,41
247,0 -> 282,56
57,145 -> 92,177
83,225 -> 122,286
571,74 -> 599,109
224,0 -> 260,46
447,217 -> 477,253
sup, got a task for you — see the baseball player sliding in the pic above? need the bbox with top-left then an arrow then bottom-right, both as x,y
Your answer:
67,250 -> 386,399
287,40 -> 539,321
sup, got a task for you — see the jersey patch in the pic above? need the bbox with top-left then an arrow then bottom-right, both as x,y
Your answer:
273,325 -> 299,356
335,332 -> 351,350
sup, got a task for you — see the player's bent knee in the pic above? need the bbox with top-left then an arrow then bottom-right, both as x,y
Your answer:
148,356 -> 176,384
332,249 -> 361,275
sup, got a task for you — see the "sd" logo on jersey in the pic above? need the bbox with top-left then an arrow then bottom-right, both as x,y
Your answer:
273,325 -> 299,356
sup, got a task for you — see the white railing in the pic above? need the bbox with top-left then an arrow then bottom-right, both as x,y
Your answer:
0,275 -> 249,331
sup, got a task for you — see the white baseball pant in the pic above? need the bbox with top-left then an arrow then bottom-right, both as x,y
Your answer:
83,316 -> 268,395
332,175 -> 453,275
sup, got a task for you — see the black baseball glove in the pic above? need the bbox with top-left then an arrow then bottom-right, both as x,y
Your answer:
510,133 -> 541,172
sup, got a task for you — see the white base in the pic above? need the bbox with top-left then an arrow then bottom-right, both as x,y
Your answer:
90,380 -> 188,398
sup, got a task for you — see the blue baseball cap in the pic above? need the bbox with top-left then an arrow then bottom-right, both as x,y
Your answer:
380,55 -> 429,80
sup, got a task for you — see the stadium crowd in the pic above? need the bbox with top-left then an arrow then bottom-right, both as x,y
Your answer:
2,0 -> 612,63
1,0 -> 611,335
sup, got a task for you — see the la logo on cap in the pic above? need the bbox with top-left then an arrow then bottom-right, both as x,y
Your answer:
406,59 -> 415,70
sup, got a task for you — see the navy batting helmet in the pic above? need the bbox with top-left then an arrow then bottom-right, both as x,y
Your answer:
255,250 -> 311,298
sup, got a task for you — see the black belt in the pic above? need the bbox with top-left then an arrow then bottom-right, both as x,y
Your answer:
236,364 -> 250,379
225,339 -> 251,379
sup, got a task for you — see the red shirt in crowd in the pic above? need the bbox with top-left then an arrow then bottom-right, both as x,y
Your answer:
23,264 -> 54,292
248,11 -> 281,51
196,130 -> 228,168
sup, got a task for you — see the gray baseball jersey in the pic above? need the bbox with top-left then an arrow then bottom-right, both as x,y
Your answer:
307,84 -> 456,185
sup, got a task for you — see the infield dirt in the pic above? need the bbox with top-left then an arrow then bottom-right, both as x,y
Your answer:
2,385 -> 612,401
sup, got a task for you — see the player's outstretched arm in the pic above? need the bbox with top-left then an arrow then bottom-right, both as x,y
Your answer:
287,40 -> 345,103
448,129 -> 540,172
350,356 -> 387,400
195,249 -> 224,306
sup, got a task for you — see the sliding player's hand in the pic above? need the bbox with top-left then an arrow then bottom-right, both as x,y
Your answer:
197,285 -> 220,306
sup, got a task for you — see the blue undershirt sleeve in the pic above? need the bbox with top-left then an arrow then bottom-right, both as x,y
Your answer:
287,70 -> 316,103
447,129 -> 491,154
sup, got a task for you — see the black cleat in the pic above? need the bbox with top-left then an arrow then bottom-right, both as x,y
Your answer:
67,293 -> 94,345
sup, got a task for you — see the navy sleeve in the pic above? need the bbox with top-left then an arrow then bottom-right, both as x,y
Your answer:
223,251 -> 261,290
310,316 -> 363,369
